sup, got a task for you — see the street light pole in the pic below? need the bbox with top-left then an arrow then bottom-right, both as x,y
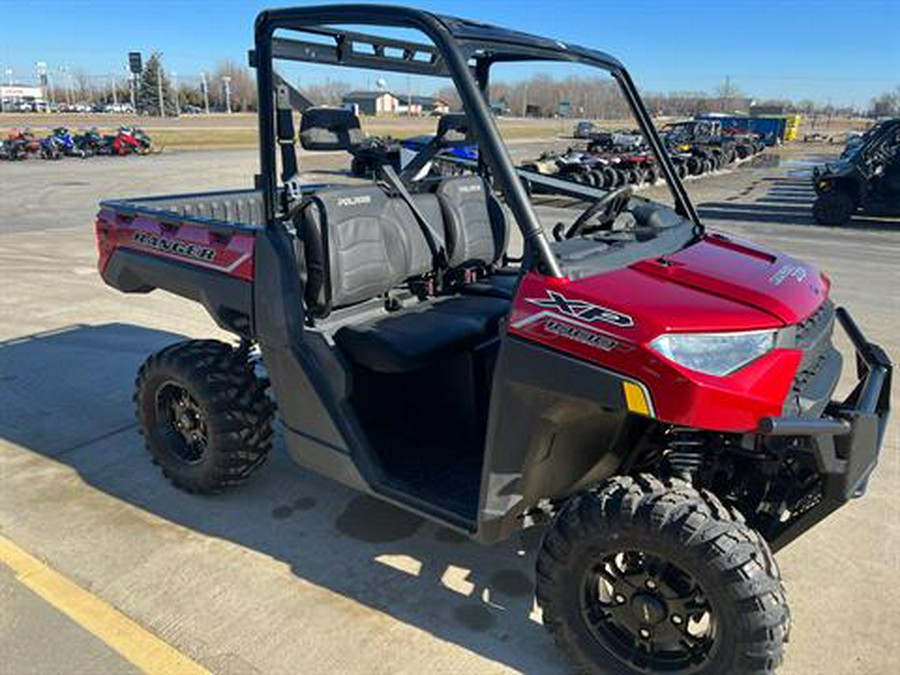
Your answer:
172,71 -> 179,114
222,76 -> 232,114
200,71 -> 210,115
125,66 -> 136,114
156,57 -> 166,118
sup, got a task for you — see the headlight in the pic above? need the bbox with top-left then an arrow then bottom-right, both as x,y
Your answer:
817,179 -> 831,190
650,330 -> 776,376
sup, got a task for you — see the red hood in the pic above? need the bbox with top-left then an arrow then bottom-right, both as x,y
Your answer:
631,232 -> 828,325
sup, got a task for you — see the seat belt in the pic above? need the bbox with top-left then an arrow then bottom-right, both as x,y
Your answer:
380,165 -> 448,277
275,84 -> 301,213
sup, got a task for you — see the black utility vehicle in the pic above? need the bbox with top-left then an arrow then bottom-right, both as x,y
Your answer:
94,6 -> 890,674
813,118 -> 900,225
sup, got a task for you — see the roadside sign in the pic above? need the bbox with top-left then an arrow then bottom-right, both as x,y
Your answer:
128,52 -> 143,74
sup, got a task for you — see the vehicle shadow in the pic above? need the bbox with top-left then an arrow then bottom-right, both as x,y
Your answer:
0,323 -> 568,674
699,174 -> 898,231
699,201 -> 897,230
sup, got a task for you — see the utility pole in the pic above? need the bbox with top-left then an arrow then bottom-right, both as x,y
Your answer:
522,81 -> 528,117
5,68 -> 11,86
60,65 -> 72,106
129,71 -> 136,113
200,71 -> 210,114
110,74 -> 118,107
157,57 -> 166,118
172,71 -> 179,114
222,76 -> 232,114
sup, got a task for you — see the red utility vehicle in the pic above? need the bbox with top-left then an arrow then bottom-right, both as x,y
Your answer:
95,6 -> 890,674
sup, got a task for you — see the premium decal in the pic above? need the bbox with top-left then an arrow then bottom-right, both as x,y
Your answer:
544,319 -> 618,350
133,232 -> 216,262
769,264 -> 807,286
527,290 -> 634,328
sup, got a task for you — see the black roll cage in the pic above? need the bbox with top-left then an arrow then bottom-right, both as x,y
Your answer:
252,4 -> 703,277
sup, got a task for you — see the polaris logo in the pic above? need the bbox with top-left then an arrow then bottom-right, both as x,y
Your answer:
458,184 -> 482,193
528,291 -> 634,328
133,232 -> 216,262
337,195 -> 372,207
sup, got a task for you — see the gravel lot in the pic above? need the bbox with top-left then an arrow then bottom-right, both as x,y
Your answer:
0,146 -> 897,674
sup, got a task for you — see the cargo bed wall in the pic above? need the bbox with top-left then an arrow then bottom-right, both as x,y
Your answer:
96,189 -> 263,338
110,188 -> 266,227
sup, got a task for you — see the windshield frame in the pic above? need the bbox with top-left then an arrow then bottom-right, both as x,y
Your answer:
253,5 -> 704,278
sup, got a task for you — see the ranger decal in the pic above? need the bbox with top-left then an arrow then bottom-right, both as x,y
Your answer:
133,232 -> 216,262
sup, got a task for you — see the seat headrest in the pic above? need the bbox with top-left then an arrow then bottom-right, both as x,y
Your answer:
299,107 -> 364,151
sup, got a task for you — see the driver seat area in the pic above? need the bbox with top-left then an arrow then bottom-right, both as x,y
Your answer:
295,183 -> 507,374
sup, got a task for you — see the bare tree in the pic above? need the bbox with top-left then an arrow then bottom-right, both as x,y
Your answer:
211,61 -> 256,111
870,87 -> 900,117
302,80 -> 352,106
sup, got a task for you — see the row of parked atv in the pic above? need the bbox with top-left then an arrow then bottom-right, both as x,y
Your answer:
522,122 -> 766,190
0,126 -> 154,161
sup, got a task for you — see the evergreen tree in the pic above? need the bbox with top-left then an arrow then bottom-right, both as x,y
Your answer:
137,53 -> 177,116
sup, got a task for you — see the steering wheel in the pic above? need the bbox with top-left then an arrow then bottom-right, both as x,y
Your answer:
562,186 -> 633,239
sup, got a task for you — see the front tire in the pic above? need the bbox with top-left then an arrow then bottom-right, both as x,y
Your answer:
135,340 -> 275,493
812,190 -> 855,226
537,475 -> 789,675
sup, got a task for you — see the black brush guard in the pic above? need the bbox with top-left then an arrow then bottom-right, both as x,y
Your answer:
758,307 -> 892,551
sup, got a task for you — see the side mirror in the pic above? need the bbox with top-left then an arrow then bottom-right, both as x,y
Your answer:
552,222 -> 566,241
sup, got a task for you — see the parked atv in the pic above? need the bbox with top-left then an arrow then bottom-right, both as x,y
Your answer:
110,126 -> 153,155
94,7 -> 891,675
348,135 -> 402,178
39,135 -> 64,160
3,129 -> 40,160
48,127 -> 88,158
812,118 -> 900,225
74,128 -> 111,156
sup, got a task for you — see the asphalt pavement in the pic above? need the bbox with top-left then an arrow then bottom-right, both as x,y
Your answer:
0,147 -> 897,674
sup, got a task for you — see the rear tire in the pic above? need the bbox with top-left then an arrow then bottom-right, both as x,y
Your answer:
812,190 -> 855,226
603,166 -> 618,187
537,474 -> 789,675
134,340 -> 275,494
687,156 -> 702,175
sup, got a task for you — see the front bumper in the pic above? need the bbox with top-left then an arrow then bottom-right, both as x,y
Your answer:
758,307 -> 892,551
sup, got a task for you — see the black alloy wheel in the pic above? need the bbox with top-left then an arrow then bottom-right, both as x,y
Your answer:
580,549 -> 717,672
537,475 -> 789,675
155,381 -> 209,464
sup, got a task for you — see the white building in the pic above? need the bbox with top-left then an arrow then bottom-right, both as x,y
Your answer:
0,85 -> 46,112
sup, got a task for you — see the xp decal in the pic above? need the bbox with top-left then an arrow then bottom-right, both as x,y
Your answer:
527,290 -> 634,328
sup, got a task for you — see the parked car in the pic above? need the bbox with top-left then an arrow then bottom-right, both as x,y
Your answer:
574,120 -> 595,138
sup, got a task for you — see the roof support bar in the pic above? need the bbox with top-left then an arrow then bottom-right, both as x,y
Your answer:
270,32 -> 448,78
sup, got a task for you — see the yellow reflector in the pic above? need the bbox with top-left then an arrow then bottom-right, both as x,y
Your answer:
623,381 -> 652,417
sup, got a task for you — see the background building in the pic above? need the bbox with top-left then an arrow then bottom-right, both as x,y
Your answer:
341,91 -> 449,116
0,85 -> 45,112
342,90 -> 399,116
